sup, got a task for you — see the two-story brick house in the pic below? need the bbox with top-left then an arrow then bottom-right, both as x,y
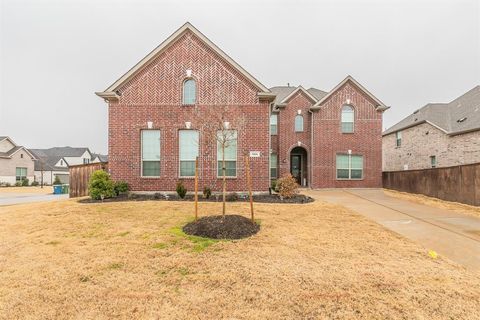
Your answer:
96,23 -> 389,192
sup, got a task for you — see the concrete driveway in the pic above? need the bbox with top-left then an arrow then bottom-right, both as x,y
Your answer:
309,189 -> 480,270
0,192 -> 69,206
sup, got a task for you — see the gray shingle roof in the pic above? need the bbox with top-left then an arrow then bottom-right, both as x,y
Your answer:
269,86 -> 327,104
383,86 -> 480,136
30,147 -> 92,171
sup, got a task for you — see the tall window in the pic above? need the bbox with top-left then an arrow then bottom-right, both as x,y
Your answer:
336,154 -> 363,179
217,130 -> 237,177
179,130 -> 199,177
341,105 -> 354,133
141,130 -> 161,177
183,79 -> 196,105
430,155 -> 436,168
396,131 -> 402,147
270,114 -> 278,135
295,115 -> 304,132
16,167 -> 27,182
270,153 -> 278,178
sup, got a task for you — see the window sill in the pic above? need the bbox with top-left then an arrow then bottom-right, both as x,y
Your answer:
216,176 -> 238,179
140,176 -> 161,179
336,178 -> 364,181
181,104 -> 196,107
179,176 -> 195,179
341,132 -> 354,134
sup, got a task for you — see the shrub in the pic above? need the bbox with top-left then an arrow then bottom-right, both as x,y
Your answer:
226,192 -> 238,202
15,181 -> 22,187
53,175 -> 61,185
176,181 -> 187,199
114,181 -> 129,195
276,174 -> 299,199
88,170 -> 115,200
31,181 -> 39,186
21,178 -> 29,186
271,179 -> 278,192
202,186 -> 212,199
5,182 -> 11,187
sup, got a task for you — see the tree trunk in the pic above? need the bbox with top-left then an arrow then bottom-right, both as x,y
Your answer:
222,143 -> 226,217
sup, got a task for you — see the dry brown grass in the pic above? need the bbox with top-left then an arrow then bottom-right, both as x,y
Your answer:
0,198 -> 479,319
0,186 -> 53,194
385,189 -> 480,218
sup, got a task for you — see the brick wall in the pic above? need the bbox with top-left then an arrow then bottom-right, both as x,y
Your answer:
311,82 -> 383,188
383,122 -> 480,171
271,91 -> 313,185
108,30 -> 270,192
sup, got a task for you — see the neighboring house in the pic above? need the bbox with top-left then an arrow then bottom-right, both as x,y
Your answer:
383,86 -> 480,171
95,22 -> 388,191
30,147 -> 107,184
0,136 -> 37,185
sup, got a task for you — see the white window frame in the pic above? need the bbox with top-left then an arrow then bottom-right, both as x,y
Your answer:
396,131 -> 402,147
15,167 -> 27,182
270,114 -> 278,135
270,153 -> 278,179
217,130 -> 238,178
141,130 -> 161,178
294,115 -> 304,132
182,79 -> 196,105
179,130 -> 199,178
341,105 -> 354,133
430,155 -> 437,168
336,154 -> 363,180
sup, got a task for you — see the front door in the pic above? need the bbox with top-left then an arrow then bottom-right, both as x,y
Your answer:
290,155 -> 302,185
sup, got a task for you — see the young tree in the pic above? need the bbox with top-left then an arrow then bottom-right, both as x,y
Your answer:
194,105 -> 246,217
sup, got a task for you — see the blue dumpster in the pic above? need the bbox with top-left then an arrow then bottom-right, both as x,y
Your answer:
53,185 -> 63,195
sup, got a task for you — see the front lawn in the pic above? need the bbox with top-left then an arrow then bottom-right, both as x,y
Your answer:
0,198 -> 478,319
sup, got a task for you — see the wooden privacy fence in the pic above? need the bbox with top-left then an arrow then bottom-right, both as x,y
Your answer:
383,162 -> 480,206
69,162 -> 108,198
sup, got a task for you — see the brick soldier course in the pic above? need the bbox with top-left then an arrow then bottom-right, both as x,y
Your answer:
97,22 -> 389,191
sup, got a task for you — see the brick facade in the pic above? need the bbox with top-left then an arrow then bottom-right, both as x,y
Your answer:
383,122 -> 480,171
107,29 -> 270,192
100,24 -> 386,191
272,82 -> 384,188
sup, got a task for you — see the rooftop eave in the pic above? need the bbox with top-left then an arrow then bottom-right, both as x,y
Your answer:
257,92 -> 276,101
95,91 -> 120,102
376,105 -> 390,112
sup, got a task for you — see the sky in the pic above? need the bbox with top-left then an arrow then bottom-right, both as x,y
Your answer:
0,0 -> 479,154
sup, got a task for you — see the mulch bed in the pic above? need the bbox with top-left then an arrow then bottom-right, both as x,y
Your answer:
183,215 -> 260,239
78,193 -> 314,204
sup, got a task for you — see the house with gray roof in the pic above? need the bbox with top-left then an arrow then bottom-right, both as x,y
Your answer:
30,147 -> 107,185
0,136 -> 37,185
383,85 -> 480,171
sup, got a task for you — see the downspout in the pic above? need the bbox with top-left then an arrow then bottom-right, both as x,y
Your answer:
309,109 -> 314,189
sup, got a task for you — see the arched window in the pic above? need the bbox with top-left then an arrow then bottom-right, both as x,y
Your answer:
341,105 -> 354,133
294,115 -> 304,132
182,79 -> 196,105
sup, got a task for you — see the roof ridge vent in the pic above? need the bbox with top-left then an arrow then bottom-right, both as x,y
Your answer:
457,117 -> 467,123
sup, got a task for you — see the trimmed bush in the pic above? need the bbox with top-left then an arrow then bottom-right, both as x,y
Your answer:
114,181 -> 129,195
88,170 -> 115,200
21,178 -> 29,186
31,181 -> 39,186
226,192 -> 238,202
15,181 -> 22,187
271,179 -> 278,192
202,186 -> 212,199
176,181 -> 187,199
276,174 -> 299,199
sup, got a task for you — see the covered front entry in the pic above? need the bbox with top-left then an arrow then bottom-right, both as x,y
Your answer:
290,146 -> 308,186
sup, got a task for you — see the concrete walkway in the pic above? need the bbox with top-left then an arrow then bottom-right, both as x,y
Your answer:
0,193 -> 69,206
310,189 -> 480,270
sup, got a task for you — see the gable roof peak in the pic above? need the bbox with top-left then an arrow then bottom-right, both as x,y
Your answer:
96,22 -> 271,101
311,75 -> 389,111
